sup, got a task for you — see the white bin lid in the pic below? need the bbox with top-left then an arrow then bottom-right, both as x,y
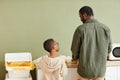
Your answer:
5,52 -> 32,62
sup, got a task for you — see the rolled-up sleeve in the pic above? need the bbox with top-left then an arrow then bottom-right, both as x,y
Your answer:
108,30 -> 112,53
71,27 -> 81,60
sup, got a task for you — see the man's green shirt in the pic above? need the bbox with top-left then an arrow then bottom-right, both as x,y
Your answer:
71,19 -> 112,78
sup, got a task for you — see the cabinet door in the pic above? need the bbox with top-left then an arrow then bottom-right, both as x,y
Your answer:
36,69 -> 44,80
105,66 -> 120,80
63,68 -> 78,80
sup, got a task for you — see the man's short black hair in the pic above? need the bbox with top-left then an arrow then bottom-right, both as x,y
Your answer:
43,38 -> 55,52
79,6 -> 94,16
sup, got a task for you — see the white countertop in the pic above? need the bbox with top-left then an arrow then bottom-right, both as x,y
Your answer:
66,60 -> 120,68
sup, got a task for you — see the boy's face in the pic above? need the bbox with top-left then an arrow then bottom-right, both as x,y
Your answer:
53,42 -> 59,52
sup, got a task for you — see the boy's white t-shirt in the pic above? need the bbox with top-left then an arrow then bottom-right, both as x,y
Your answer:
35,55 -> 68,80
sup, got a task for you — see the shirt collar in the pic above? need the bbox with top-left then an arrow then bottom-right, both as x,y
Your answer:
84,19 -> 97,23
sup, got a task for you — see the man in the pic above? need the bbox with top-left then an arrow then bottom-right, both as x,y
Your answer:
71,6 -> 112,80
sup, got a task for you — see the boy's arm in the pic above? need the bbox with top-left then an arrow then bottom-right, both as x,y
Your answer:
33,57 -> 42,69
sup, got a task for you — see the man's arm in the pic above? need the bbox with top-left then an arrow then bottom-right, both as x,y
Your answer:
71,27 -> 81,61
108,29 -> 112,54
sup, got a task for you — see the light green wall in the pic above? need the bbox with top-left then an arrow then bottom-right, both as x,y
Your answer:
0,0 -> 120,80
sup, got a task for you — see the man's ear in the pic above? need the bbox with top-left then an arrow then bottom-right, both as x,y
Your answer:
83,13 -> 87,18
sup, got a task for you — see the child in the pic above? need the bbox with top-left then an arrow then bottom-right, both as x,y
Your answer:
35,38 -> 68,80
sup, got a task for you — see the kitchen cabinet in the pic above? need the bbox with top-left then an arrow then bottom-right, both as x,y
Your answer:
63,68 -> 78,80
105,66 -> 120,80
36,60 -> 120,80
37,67 -> 120,80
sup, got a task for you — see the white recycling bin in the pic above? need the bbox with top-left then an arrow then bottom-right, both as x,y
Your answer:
5,73 -> 32,80
5,52 -> 34,80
